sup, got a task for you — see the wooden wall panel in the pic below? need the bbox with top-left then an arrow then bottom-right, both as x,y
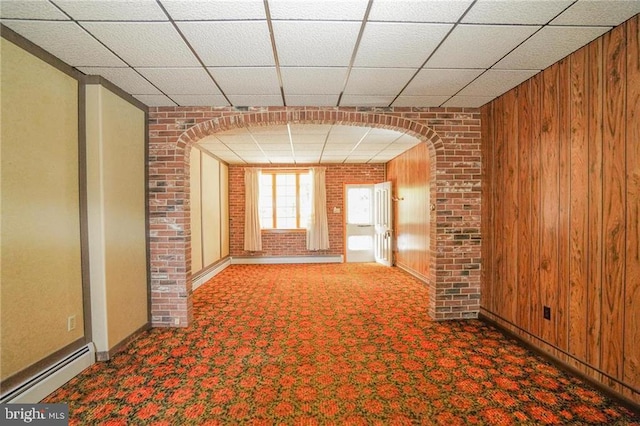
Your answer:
586,37 -> 604,369
503,89 -> 519,323
568,45 -> 589,362
480,103 -> 494,314
601,25 -> 626,381
557,58 -> 571,351
624,14 -> 640,392
481,17 -> 639,404
529,73 -> 543,338
493,96 -> 505,319
386,142 -> 430,279
539,63 -> 560,346
517,81 -> 532,332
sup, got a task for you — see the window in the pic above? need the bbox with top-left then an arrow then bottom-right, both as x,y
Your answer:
259,170 -> 311,229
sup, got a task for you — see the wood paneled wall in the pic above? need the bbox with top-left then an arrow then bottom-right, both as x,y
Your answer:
386,142 -> 431,280
481,16 -> 640,404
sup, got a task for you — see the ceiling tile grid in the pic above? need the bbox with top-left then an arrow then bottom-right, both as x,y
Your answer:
1,0 -> 638,163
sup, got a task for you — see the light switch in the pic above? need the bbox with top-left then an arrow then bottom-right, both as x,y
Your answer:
333,207 -> 341,213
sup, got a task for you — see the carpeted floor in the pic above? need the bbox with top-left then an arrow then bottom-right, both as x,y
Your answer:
45,263 -> 639,425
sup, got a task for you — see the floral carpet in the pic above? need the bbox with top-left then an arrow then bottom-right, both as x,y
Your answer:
45,263 -> 639,425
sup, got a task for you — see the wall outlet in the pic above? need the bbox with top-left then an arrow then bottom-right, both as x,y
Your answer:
543,306 -> 551,320
67,315 -> 77,331
173,318 -> 180,326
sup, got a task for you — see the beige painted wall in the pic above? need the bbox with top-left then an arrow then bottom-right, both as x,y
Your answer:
220,163 -> 229,258
190,149 -> 203,272
86,84 -> 147,354
201,154 -> 221,266
1,38 -> 84,380
189,148 -> 229,276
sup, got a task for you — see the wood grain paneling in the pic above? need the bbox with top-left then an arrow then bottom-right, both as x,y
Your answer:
540,63 -> 560,346
481,103 -> 494,313
386,142 -> 430,279
481,16 -> 639,404
601,25 -> 626,381
587,37 -> 604,369
568,45 -> 589,362
529,73 -> 543,338
557,58 -> 571,351
517,81 -> 532,332
624,14 -> 640,392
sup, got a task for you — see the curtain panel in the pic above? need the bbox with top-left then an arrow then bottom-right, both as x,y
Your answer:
306,167 -> 330,250
244,168 -> 262,251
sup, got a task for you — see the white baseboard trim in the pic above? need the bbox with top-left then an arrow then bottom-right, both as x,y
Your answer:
231,255 -> 344,265
1,343 -> 95,403
192,258 -> 231,291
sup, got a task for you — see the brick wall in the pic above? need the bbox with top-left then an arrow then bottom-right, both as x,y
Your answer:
148,107 -> 481,326
228,164 -> 385,257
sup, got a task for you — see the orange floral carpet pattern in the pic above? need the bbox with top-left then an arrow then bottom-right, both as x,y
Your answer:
45,263 -> 639,425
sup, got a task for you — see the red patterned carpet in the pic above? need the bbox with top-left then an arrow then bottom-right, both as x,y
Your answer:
45,263 -> 639,425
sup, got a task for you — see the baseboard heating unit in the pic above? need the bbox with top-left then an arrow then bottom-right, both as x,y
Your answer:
0,343 -> 95,404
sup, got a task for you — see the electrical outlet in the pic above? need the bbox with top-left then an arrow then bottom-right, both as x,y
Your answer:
543,306 -> 551,320
173,318 -> 180,326
67,315 -> 77,331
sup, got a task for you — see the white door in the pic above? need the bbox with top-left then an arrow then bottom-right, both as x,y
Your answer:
374,181 -> 393,266
345,184 -> 375,262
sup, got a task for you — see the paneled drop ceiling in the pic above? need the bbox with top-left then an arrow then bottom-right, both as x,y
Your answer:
2,0 -> 639,164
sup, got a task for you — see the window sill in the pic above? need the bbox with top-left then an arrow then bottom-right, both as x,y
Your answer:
261,228 -> 306,234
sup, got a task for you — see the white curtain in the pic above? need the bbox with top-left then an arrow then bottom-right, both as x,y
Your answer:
306,167 -> 330,250
244,168 -> 262,251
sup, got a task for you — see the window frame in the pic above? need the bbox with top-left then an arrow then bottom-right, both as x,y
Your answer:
259,169 -> 310,230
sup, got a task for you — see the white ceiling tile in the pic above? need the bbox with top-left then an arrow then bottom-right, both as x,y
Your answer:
403,68 -> 484,96
1,21 -> 126,67
321,158 -> 347,164
344,155 -> 374,163
54,0 -> 167,21
343,68 -> 415,95
291,135 -> 327,144
160,0 -> 266,20
0,1 -> 69,19
296,156 -> 322,163
169,94 -> 229,106
220,143 -> 260,152
495,26 -> 612,70
269,0 -> 368,20
267,156 -> 295,163
249,125 -> 288,135
368,0 -> 473,23
392,95 -> 450,107
78,67 -> 161,94
329,125 -> 371,136
425,24 -> 539,68
215,133 -> 253,144
551,0 -> 640,26
133,94 -> 177,106
457,69 -> 539,97
339,95 -> 396,106
273,21 -> 360,66
209,67 -> 280,94
227,95 -> 284,106
253,135 -> 289,145
393,134 -> 422,145
442,96 -> 495,108
178,22 -> 274,66
137,68 -> 220,95
354,23 -> 452,68
462,0 -> 573,24
238,156 -> 270,164
281,68 -> 347,94
82,22 -> 199,67
289,124 -> 331,134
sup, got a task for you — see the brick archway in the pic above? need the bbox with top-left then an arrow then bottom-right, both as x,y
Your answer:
148,107 -> 481,327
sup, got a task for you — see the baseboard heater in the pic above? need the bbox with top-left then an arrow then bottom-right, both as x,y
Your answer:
0,343 -> 95,404
231,255 -> 343,264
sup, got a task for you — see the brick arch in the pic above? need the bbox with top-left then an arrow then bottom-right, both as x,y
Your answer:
148,107 -> 481,327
